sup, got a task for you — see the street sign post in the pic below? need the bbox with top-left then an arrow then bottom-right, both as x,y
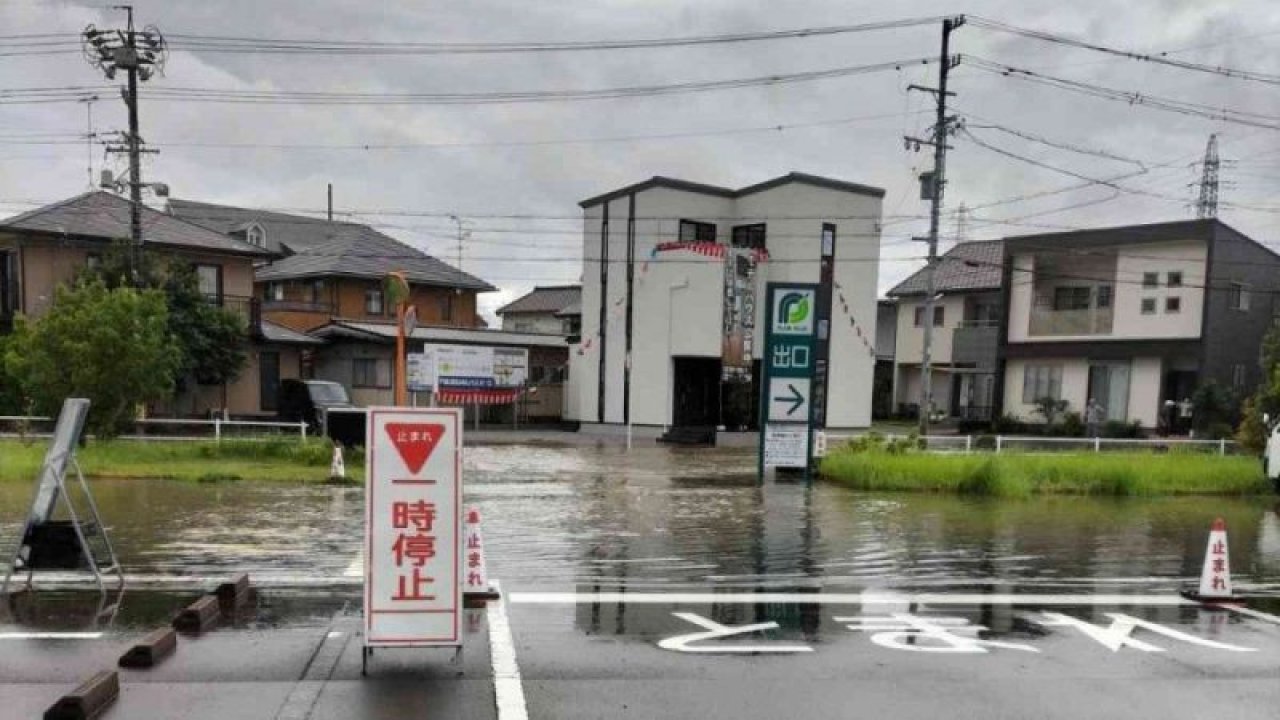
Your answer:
759,283 -> 819,480
363,407 -> 464,675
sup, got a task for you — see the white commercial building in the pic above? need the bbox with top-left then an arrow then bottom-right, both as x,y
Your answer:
567,172 -> 884,432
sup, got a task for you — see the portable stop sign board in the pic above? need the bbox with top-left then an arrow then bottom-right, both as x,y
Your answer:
364,407 -> 464,668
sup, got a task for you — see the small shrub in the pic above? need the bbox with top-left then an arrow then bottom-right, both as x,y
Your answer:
1102,419 -> 1143,439
1202,422 -> 1235,441
973,434 -> 997,451
991,414 -> 1025,434
1059,412 -> 1086,438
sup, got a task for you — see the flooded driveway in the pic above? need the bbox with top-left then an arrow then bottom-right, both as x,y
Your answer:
3,443 -> 1279,598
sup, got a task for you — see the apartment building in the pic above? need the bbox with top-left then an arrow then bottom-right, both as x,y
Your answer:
886,240 -> 1004,421
999,219 -> 1280,429
567,172 -> 884,432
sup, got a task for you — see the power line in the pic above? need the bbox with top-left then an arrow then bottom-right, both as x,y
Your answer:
969,16 -> 1280,87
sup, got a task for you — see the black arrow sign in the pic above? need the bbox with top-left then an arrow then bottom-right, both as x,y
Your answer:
773,383 -> 805,416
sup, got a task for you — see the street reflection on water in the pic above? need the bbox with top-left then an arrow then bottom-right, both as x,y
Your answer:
2,443 -> 1280,630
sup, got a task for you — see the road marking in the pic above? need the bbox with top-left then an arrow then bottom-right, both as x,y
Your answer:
488,580 -> 528,720
509,592 -> 1197,606
1218,604 -> 1280,625
0,632 -> 103,639
658,613 -> 813,654
1038,612 -> 1256,653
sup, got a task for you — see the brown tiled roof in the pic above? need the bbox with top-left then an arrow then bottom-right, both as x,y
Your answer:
887,240 -> 1004,296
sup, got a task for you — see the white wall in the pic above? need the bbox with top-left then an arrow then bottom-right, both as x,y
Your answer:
893,295 -> 965,364
569,178 -> 882,428
1127,357 -> 1163,428
894,365 -> 953,414
501,312 -> 564,335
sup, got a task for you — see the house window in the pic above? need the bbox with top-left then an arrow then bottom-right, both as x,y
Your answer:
440,293 -> 454,323
1096,285 -> 1113,309
195,264 -> 222,301
308,280 -> 326,305
352,357 -> 388,388
913,306 -> 943,327
264,282 -> 284,302
246,225 -> 266,248
514,320 -> 534,332
678,219 -> 717,244
1167,271 -> 1183,288
1230,282 -> 1250,311
1022,364 -> 1063,404
1053,286 -> 1091,311
85,252 -> 102,271
1232,363 -> 1247,390
913,306 -> 924,327
563,316 -> 581,335
731,224 -> 767,250
1165,297 -> 1181,314
1142,272 -> 1159,288
1141,298 -> 1156,315
365,287 -> 384,315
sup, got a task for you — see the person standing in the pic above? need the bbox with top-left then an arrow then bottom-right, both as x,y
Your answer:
1086,398 -> 1106,438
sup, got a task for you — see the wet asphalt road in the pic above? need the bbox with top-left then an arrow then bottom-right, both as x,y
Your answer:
5,441 -> 1280,718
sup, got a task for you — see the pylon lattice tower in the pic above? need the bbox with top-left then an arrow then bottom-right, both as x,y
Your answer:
1196,134 -> 1219,219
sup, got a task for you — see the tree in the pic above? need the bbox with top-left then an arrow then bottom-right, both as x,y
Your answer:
1238,321 -> 1280,452
3,279 -> 180,437
1191,380 -> 1238,437
82,240 -> 247,390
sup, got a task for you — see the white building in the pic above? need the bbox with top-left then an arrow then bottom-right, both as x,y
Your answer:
1000,219 -> 1280,430
567,172 -> 884,432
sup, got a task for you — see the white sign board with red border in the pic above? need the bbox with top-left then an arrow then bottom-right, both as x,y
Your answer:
364,407 -> 463,648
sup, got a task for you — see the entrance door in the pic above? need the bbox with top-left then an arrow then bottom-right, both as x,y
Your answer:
672,357 -> 721,427
260,351 -> 281,412
1087,362 -> 1130,421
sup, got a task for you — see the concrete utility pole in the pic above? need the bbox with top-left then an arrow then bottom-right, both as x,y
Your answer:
905,15 -> 964,437
82,6 -> 167,281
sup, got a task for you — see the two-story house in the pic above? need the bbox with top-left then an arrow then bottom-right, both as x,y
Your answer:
999,219 -> 1280,430
0,191 -> 318,417
496,285 -> 582,337
568,172 -> 884,433
886,240 -> 1004,421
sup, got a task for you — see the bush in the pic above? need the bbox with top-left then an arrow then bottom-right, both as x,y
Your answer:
991,414 -> 1027,434
1101,419 -> 1143,439
1237,397 -> 1267,454
973,434 -> 997,451
1059,412 -> 1086,437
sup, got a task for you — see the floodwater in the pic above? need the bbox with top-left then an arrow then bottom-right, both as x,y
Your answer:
3,443 -> 1280,627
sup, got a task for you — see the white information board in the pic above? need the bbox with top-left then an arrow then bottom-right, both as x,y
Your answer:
365,407 -> 463,648
411,345 -> 530,391
763,423 -> 808,469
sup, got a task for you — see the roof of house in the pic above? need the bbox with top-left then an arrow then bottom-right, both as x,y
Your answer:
887,240 -> 1005,297
496,285 -> 582,316
579,171 -> 885,208
555,299 -> 581,317
1001,217 -> 1280,259
0,191 -> 272,257
311,319 -> 569,349
260,319 -> 325,345
167,198 -> 496,291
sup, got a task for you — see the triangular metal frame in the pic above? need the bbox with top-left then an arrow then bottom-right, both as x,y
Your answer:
2,399 -> 123,597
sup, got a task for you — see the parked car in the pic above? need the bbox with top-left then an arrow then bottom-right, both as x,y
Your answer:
278,379 -> 366,446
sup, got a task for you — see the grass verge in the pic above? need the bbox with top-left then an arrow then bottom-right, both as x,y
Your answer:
0,437 -> 365,484
818,449 -> 1269,497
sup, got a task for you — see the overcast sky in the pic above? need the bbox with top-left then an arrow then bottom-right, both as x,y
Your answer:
2,0 -> 1279,323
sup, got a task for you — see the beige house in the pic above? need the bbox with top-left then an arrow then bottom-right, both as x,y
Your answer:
0,191 -> 317,418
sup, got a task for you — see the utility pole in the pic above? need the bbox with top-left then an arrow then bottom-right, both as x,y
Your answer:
82,6 -> 166,281
905,15 -> 964,437
1195,134 -> 1220,219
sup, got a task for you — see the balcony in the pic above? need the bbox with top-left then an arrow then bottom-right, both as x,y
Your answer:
211,295 -> 262,338
1028,306 -> 1113,336
952,321 -> 999,368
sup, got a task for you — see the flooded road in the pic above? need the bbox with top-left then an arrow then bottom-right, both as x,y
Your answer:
3,443 -> 1280,600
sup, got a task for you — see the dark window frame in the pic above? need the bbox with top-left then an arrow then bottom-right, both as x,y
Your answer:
352,357 -> 387,389
1142,272 -> 1159,289
1140,298 -> 1157,315
195,263 -> 223,303
1053,286 -> 1092,312
678,219 -> 717,244
1165,296 -> 1181,314
730,223 -> 767,250
440,293 -> 455,323
1167,271 -> 1183,288
365,286 -> 385,316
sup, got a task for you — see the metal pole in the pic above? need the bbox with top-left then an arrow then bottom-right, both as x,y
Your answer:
124,8 -> 143,280
917,17 -> 962,437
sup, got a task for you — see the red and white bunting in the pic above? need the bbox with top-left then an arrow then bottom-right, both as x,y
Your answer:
436,388 -> 522,406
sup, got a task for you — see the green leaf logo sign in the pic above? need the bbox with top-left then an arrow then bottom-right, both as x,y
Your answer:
780,292 -> 810,326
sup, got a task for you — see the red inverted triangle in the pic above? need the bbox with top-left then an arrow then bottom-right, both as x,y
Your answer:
385,423 -> 446,474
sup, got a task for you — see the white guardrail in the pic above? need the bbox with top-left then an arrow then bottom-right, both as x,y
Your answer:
0,415 -> 308,441
820,433 -> 1239,456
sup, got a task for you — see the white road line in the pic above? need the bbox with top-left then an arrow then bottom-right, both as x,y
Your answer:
0,632 -> 103,639
343,549 -> 364,578
508,592 -> 1198,606
1222,605 -> 1280,625
488,580 -> 529,720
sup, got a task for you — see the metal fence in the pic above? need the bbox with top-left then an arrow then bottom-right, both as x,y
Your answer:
822,432 -> 1240,456
0,415 -> 308,442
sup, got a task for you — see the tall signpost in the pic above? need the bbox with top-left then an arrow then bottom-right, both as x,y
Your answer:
759,283 -> 819,481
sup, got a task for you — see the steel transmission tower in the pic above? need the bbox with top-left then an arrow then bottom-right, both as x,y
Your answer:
1195,134 -> 1219,219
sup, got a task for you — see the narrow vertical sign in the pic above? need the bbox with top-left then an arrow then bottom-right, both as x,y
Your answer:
365,407 -> 463,647
759,283 -> 819,474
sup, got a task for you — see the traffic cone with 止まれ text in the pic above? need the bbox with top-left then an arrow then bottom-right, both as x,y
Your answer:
1181,518 -> 1241,605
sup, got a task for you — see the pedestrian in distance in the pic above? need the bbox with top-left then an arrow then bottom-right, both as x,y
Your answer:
1086,398 -> 1105,438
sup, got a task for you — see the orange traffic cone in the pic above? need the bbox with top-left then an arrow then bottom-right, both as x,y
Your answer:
1181,517 -> 1240,605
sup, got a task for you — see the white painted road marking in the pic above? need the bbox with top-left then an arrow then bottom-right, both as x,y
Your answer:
509,592 -> 1198,606
836,614 -> 1038,654
658,613 -> 814,654
0,632 -> 104,640
1039,612 -> 1257,653
343,549 -> 363,578
487,580 -> 529,720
